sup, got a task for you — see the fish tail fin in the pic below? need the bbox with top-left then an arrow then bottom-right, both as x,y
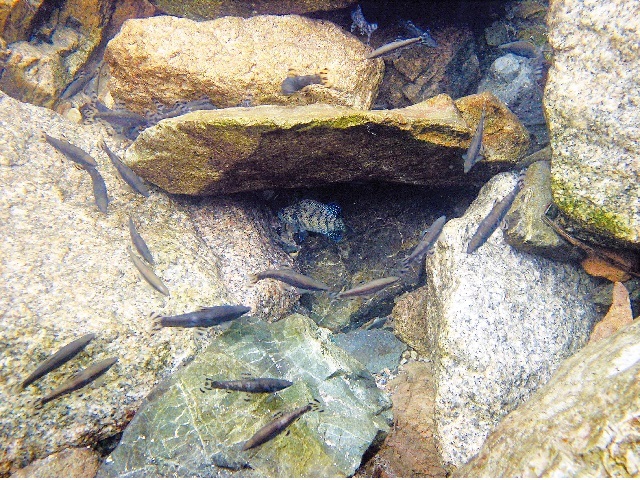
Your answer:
318,68 -> 332,87
149,312 -> 163,331
11,383 -> 24,395
248,273 -> 259,284
31,398 -> 44,410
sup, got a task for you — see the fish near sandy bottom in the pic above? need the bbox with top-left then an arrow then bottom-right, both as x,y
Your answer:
153,305 -> 251,328
281,68 -> 331,95
335,276 -> 400,299
200,377 -> 293,394
278,199 -> 346,243
463,107 -> 486,174
127,246 -> 169,296
250,268 -> 331,293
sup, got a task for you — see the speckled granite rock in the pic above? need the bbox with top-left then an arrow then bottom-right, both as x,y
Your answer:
124,92 -> 530,195
0,92 -> 293,475
459,319 -> 640,477
98,314 -> 392,477
104,14 -> 383,112
331,329 -> 406,373
10,447 -> 100,478
503,160 -> 580,261
545,0 -> 640,247
148,0 -> 353,19
392,172 -> 599,468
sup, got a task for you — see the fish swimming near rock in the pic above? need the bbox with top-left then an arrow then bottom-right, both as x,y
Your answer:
462,107 -> 486,174
467,180 -> 522,254
350,4 -> 378,44
34,356 -> 118,408
249,268 -> 331,293
128,217 -> 154,265
200,377 -> 293,394
86,165 -> 109,214
400,215 -> 446,274
281,68 -> 330,95
43,133 -> 98,169
278,199 -> 346,243
17,333 -> 96,392
242,400 -> 322,451
127,246 -> 169,296
152,305 -> 251,329
366,30 -> 438,60
101,140 -> 150,197
334,276 -> 400,299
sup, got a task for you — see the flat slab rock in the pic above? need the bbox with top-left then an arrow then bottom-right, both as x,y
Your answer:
124,92 -> 530,195
98,314 -> 392,477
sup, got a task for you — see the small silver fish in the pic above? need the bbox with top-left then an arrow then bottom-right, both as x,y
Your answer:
17,333 -> 96,391
128,217 -> 154,265
278,199 -> 346,243
366,31 -> 438,60
34,357 -> 118,407
43,133 -> 98,168
127,246 -> 169,296
335,276 -> 399,299
153,305 -> 250,328
242,400 -> 321,451
201,377 -> 292,394
400,215 -> 446,273
467,181 -> 522,254
463,107 -> 486,174
281,68 -> 330,95
498,40 -> 542,59
249,269 -> 330,292
102,140 -> 150,197
86,166 -> 108,214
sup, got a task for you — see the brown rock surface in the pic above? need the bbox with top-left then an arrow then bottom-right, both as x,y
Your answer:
124,92 -> 530,196
104,14 -> 383,112
10,447 -> 100,478
589,282 -> 634,344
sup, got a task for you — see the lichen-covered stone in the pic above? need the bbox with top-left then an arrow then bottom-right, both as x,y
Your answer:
545,0 -> 640,247
0,92 -> 293,475
392,172 -> 599,468
124,92 -> 530,195
98,314 -> 392,477
503,160 -> 580,261
104,14 -> 383,112
459,319 -> 640,477
148,0 -> 353,19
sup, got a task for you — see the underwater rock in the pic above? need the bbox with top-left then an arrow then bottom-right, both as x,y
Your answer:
147,0 -> 353,19
503,160 -> 581,261
392,172 -> 600,468
459,319 -> 640,477
10,447 -> 100,478
124,92 -> 529,195
0,91 -> 291,475
104,14 -> 382,112
545,0 -> 640,247
331,329 -> 407,374
98,314 -> 392,477
0,0 -> 46,44
477,53 -> 547,146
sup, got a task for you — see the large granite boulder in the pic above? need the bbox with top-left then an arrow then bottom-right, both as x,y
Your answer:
0,91 -> 294,475
104,14 -> 383,112
545,0 -> 640,247
98,314 -> 392,477
392,171 -> 600,468
459,318 -> 640,477
124,92 -> 530,195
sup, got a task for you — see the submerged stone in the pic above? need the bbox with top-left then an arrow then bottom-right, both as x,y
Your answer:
124,92 -> 530,195
331,329 -> 407,374
98,314 -> 392,477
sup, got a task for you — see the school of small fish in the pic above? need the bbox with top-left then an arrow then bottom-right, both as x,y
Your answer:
15,8 -> 545,466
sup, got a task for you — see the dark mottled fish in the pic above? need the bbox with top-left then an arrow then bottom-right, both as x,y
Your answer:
86,166 -> 108,214
153,305 -> 250,328
18,333 -> 95,391
201,377 -> 292,394
43,133 -> 97,168
35,357 -> 118,407
467,181 -> 522,254
149,98 -> 217,122
351,4 -> 378,44
366,31 -> 437,59
281,68 -> 330,95
92,106 -> 149,130
278,199 -> 346,243
127,246 -> 169,296
242,401 -> 320,451
249,269 -> 330,292
400,215 -> 446,273
102,140 -> 150,197
463,107 -> 486,174
335,276 -> 399,299
128,217 -> 154,265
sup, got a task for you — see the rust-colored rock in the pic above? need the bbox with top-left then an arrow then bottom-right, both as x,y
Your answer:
588,282 -> 634,344
10,447 -> 100,478
104,14 -> 383,112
